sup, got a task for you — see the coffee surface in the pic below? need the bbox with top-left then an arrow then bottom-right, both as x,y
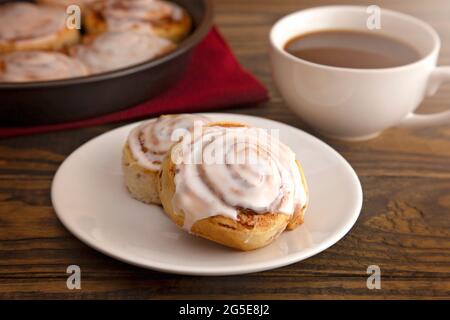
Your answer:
284,30 -> 421,69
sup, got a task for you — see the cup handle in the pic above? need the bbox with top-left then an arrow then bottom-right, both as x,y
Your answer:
400,66 -> 450,128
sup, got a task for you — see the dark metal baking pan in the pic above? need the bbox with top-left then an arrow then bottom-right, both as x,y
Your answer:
0,0 -> 213,126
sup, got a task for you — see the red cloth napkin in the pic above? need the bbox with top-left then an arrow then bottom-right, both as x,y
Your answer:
0,27 -> 268,138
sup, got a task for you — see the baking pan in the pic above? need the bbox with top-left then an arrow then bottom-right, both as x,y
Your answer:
0,0 -> 213,126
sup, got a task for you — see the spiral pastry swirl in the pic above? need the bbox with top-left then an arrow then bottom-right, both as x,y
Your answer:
37,0 -> 99,7
70,31 -> 175,74
128,114 -> 211,172
169,124 -> 308,231
102,0 -> 181,22
0,51 -> 88,82
0,2 -> 79,53
94,0 -> 183,33
0,3 -> 66,42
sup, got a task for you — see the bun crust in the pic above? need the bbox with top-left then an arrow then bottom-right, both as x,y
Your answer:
122,142 -> 161,205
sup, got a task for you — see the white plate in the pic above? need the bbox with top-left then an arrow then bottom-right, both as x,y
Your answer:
51,113 -> 362,275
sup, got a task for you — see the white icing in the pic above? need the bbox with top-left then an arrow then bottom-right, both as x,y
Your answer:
96,0 -> 183,34
128,114 -> 211,171
70,31 -> 175,73
0,3 -> 66,43
39,0 -> 99,7
170,125 -> 308,231
0,51 -> 88,82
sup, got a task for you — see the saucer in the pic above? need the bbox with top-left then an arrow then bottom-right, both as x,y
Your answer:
51,113 -> 362,275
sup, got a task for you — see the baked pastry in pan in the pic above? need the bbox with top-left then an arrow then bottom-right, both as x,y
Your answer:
69,30 -> 176,74
36,0 -> 102,26
0,51 -> 88,82
158,122 -> 309,251
84,0 -> 192,42
0,2 -> 80,53
36,0 -> 99,9
122,114 -> 211,205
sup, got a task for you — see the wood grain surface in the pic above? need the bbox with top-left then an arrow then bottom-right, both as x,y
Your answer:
0,0 -> 449,299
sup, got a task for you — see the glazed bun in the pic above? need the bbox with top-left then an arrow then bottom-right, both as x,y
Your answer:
158,122 -> 309,251
0,2 -> 80,53
69,30 -> 175,74
0,51 -> 88,82
122,114 -> 210,205
36,0 -> 99,9
84,0 -> 192,42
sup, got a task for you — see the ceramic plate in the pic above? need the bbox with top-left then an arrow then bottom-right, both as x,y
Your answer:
51,113 -> 362,275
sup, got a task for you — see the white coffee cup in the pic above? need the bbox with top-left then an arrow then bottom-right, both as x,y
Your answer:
269,6 -> 450,140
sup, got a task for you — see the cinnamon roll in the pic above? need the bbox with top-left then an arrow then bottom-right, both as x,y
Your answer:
84,0 -> 192,42
37,0 -> 100,9
0,2 -> 80,53
0,51 -> 88,82
36,0 -> 101,30
158,122 -> 309,251
69,30 -> 175,74
122,114 -> 211,205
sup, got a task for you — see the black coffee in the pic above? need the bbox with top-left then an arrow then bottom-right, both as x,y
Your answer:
284,30 -> 421,69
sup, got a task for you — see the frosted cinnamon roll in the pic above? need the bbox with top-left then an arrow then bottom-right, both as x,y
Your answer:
158,122 -> 309,251
122,114 -> 211,205
69,31 -> 175,74
84,0 -> 192,42
0,2 -> 80,53
0,51 -> 88,82
37,0 -> 100,9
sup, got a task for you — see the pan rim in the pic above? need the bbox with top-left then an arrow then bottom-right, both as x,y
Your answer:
0,0 -> 214,89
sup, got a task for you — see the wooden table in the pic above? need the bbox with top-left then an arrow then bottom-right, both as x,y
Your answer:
1,0 -> 449,299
